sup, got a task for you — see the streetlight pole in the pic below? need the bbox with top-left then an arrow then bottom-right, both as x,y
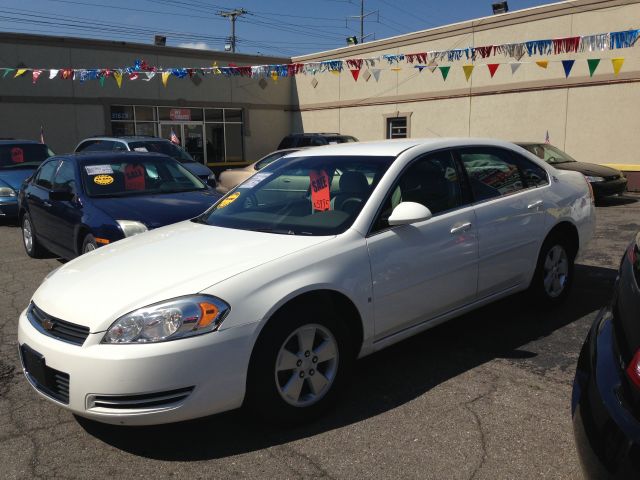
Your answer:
347,1 -> 378,44
218,8 -> 247,53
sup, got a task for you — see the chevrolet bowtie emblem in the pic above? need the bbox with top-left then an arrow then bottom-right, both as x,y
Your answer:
42,318 -> 54,331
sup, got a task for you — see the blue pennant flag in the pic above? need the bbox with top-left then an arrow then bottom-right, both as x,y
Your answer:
562,59 -> 575,78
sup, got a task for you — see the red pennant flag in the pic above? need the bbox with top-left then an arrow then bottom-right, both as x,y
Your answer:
32,69 -> 42,85
487,64 -> 500,78
350,69 -> 360,81
129,72 -> 139,81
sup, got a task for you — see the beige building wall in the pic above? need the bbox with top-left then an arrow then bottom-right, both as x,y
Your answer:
292,0 -> 640,166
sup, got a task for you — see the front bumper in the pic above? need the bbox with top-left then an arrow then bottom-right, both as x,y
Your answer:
572,308 -> 640,479
0,197 -> 18,217
592,178 -> 627,197
17,307 -> 256,425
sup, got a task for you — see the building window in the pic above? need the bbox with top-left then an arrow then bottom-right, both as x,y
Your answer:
387,117 -> 408,139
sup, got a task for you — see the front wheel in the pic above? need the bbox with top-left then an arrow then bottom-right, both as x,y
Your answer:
245,304 -> 354,424
529,234 -> 575,306
81,233 -> 98,254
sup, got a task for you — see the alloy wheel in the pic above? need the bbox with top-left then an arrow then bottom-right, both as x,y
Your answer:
543,245 -> 569,298
22,217 -> 33,253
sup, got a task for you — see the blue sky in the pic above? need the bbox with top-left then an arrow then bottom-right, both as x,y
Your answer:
1,0 -> 556,57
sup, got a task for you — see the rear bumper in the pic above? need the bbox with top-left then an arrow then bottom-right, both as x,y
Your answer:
571,308 -> 640,479
592,178 -> 627,197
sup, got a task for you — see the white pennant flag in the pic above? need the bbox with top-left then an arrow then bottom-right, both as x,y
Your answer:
510,62 -> 522,75
49,69 -> 59,79
371,68 -> 381,82
143,72 -> 156,81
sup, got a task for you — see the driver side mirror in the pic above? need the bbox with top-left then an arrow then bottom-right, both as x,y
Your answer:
49,190 -> 75,202
388,201 -> 432,226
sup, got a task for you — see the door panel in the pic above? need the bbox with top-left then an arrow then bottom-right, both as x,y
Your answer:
49,160 -> 81,256
28,160 -> 59,244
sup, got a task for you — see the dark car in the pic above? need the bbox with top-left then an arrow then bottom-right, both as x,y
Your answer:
18,152 -> 221,259
518,143 -> 627,198
0,140 -> 55,219
572,234 -> 640,478
74,137 -> 217,187
277,133 -> 358,150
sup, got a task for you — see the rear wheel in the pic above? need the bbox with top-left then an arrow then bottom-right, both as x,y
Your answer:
245,302 -> 354,424
21,212 -> 47,258
81,233 -> 98,254
530,233 -> 575,306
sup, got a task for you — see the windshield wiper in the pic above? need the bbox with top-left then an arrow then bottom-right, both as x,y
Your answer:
253,227 -> 296,235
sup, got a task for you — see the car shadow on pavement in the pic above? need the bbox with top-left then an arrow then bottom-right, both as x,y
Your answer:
595,194 -> 638,207
77,263 -> 618,461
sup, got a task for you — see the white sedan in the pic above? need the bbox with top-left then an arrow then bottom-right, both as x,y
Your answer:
18,138 -> 595,425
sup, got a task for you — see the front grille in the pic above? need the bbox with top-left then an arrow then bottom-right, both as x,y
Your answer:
28,303 -> 90,346
20,344 -> 70,404
87,387 -> 194,411
605,174 -> 621,181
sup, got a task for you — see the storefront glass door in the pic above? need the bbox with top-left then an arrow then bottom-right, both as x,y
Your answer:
160,123 -> 205,164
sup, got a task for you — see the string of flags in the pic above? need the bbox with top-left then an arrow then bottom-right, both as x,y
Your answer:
2,28 -> 638,87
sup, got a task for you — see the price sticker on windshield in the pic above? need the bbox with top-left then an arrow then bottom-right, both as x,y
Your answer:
10,147 -> 24,164
310,170 -> 331,212
85,165 -> 113,175
217,192 -> 240,209
239,172 -> 271,189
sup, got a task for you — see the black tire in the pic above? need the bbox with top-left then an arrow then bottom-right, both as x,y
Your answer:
81,233 -> 98,254
21,212 -> 47,258
529,233 -> 575,306
245,301 -> 355,424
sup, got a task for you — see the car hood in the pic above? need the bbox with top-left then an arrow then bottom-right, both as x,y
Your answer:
91,190 -> 220,229
181,161 -> 213,177
0,169 -> 36,190
32,221 -> 332,332
552,161 -> 621,177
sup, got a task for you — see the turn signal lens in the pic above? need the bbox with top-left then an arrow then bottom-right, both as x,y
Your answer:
626,350 -> 640,390
198,302 -> 220,328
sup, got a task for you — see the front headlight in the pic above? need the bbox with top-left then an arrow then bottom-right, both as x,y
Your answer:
117,220 -> 148,237
585,176 -> 605,183
0,187 -> 16,197
102,295 -> 230,344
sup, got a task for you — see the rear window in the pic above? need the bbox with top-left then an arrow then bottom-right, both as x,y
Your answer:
0,144 -> 54,169
128,141 -> 194,163
326,136 -> 358,144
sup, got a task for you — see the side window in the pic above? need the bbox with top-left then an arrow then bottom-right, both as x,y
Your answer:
112,142 -> 128,152
77,140 -> 114,152
35,160 -> 60,190
277,136 -> 294,149
512,154 -> 549,188
52,160 -> 77,194
460,148 -> 524,201
372,150 -> 463,232
299,137 -> 314,147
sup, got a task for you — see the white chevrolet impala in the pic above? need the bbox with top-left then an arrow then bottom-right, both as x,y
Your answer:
18,138 -> 595,425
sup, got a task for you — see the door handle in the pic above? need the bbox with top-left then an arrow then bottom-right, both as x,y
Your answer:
282,179 -> 291,183
450,222 -> 472,234
527,200 -> 543,210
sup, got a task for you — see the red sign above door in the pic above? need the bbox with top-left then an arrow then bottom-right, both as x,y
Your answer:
169,108 -> 191,121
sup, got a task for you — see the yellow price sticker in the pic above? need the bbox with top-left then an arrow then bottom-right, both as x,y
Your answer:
217,192 -> 241,209
94,175 -> 114,185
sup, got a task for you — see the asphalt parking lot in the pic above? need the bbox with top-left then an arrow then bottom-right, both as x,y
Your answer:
1,195 -> 638,479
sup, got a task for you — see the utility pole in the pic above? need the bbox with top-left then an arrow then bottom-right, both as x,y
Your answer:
217,8 -> 247,53
347,0 -> 378,44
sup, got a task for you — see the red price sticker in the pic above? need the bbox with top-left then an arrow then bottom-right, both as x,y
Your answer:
124,164 -> 146,190
11,147 -> 24,164
310,170 -> 331,212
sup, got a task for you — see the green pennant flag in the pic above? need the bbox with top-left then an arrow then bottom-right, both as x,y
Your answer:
3,68 -> 15,78
587,59 -> 600,78
99,76 -> 105,87
438,66 -> 450,81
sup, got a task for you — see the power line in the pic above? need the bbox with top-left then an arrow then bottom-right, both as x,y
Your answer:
217,8 -> 248,53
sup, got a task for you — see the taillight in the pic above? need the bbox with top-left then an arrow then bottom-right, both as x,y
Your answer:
626,350 -> 640,389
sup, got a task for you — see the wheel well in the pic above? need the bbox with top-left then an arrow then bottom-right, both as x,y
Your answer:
261,290 -> 364,357
76,226 -> 90,255
547,221 -> 579,258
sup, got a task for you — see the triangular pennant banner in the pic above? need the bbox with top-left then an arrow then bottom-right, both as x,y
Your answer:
113,70 -> 123,88
510,62 -> 522,74
611,58 -> 624,76
49,69 -> 59,79
32,69 -> 42,84
562,59 -> 575,78
416,65 -> 425,72
271,71 -> 279,81
350,68 -> 360,81
427,63 -> 438,73
14,68 -> 27,78
143,72 -> 156,81
462,64 -> 474,81
536,60 -> 549,69
438,66 -> 450,81
161,71 -> 170,87
3,68 -> 15,78
371,68 -> 381,82
487,63 -> 500,78
129,72 -> 139,81
99,76 -> 105,87
587,58 -> 600,77
391,67 -> 401,72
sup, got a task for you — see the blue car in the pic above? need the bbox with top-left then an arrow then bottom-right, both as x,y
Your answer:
18,152 -> 221,259
0,140 -> 55,220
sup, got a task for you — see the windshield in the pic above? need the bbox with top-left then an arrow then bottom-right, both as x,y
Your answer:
521,144 -> 577,164
254,151 -> 293,170
0,144 -> 54,170
82,157 -> 206,197
198,155 -> 394,235
128,141 -> 195,164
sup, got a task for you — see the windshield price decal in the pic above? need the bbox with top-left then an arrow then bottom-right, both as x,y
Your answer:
124,164 -> 146,190
85,165 -> 113,175
310,170 -> 331,211
217,192 -> 240,209
10,147 -> 24,164
239,172 -> 271,189
94,175 -> 114,185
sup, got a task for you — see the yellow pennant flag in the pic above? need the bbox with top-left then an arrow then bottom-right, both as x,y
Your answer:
161,71 -> 170,87
212,62 -> 221,75
391,66 -> 401,72
611,58 -> 624,76
14,68 -> 27,78
330,70 -> 340,76
536,60 -> 549,69
271,71 -> 279,81
462,64 -> 474,81
113,70 -> 123,88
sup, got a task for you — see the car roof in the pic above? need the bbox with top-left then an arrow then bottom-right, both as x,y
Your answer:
79,136 -> 170,143
58,151 -> 173,164
0,139 -> 43,145
289,137 -> 525,157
